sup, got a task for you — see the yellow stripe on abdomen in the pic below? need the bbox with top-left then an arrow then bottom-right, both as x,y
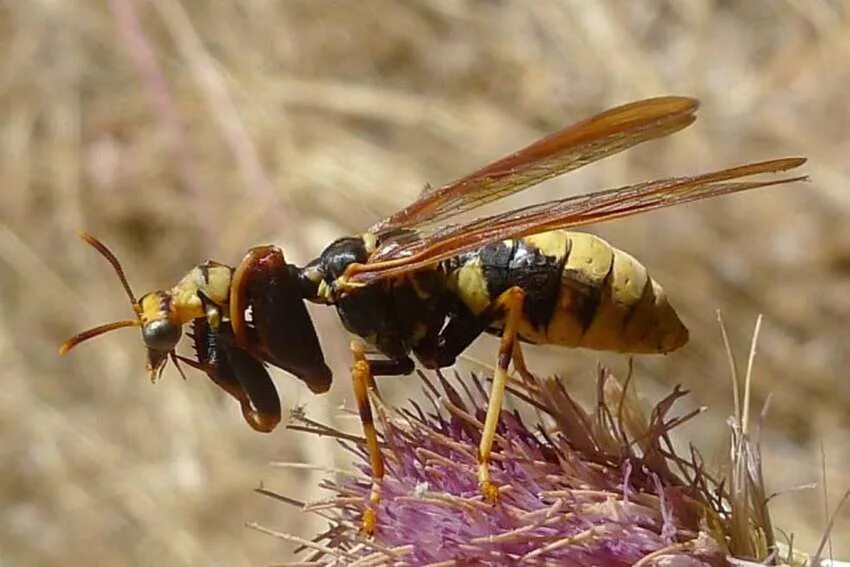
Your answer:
543,231 -> 688,354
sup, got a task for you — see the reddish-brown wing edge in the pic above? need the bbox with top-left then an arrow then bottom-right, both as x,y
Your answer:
348,157 -> 807,284
370,96 -> 699,233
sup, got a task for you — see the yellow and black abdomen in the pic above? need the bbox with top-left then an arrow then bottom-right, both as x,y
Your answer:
447,230 -> 688,355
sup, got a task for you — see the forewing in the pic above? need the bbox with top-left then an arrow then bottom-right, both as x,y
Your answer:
370,96 -> 699,233
350,157 -> 807,283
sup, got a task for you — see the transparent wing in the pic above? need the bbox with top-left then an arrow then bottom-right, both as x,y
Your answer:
370,96 -> 699,233
349,158 -> 807,284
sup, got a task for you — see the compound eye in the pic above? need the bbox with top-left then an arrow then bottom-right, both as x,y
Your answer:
142,319 -> 182,352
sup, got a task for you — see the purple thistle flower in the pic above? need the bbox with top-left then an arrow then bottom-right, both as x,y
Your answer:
275,368 -> 734,566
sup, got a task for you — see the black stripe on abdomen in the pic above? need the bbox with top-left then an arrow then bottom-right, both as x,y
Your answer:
480,239 -> 564,331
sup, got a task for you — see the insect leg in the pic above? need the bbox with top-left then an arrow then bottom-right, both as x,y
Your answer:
349,340 -> 413,534
176,348 -> 255,421
184,315 -> 281,432
478,286 -> 526,504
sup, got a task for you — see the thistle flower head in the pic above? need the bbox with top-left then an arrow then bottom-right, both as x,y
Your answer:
280,368 -> 736,565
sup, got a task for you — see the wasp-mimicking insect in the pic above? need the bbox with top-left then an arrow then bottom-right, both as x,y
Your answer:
61,97 -> 807,532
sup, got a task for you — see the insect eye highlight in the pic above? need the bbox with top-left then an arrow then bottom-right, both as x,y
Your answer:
142,319 -> 182,352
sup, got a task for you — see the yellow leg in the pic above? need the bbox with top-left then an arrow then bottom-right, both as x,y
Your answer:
478,286 -> 526,504
350,340 -> 383,535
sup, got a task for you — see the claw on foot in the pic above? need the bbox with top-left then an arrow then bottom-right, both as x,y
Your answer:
361,508 -> 377,536
480,480 -> 501,504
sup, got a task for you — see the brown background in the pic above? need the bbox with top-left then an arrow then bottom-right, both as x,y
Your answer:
1,1 -> 848,564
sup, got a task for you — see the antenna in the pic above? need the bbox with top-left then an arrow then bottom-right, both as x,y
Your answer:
59,231 -> 141,354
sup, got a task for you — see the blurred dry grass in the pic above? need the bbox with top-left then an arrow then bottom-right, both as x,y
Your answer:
1,1 -> 848,565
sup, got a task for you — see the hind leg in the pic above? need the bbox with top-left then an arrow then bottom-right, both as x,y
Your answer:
478,286 -> 526,503
411,289 -> 528,502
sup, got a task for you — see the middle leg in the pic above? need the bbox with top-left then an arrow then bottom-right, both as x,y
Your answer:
349,340 -> 414,534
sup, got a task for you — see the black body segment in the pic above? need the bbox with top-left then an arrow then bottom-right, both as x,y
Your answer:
315,237 -> 446,362
475,239 -> 565,332
319,237 -> 371,283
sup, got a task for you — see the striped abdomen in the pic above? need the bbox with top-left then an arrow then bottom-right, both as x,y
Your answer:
446,230 -> 688,354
